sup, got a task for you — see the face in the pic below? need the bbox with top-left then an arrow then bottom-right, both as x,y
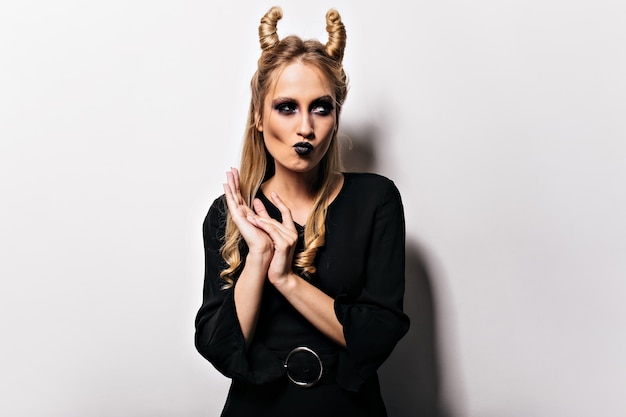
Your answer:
258,61 -> 337,176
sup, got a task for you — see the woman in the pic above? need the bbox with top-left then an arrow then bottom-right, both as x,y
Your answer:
195,6 -> 410,416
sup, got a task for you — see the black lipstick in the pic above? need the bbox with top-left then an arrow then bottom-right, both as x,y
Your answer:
293,142 -> 314,156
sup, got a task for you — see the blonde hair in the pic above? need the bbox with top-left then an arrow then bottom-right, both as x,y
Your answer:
220,6 -> 348,288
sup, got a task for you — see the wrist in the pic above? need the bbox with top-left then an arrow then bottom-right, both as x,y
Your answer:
246,249 -> 273,269
271,272 -> 299,294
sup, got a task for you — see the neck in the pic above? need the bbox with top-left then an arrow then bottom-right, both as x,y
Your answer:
261,165 -> 331,227
265,165 -> 322,203
261,165 -> 343,226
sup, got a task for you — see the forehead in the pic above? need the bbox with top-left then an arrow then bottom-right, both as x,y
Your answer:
267,61 -> 334,99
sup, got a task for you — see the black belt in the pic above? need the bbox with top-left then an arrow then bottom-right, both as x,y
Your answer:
282,346 -> 338,388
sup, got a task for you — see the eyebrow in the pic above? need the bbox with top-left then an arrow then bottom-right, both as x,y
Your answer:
312,95 -> 334,102
271,95 -> 334,105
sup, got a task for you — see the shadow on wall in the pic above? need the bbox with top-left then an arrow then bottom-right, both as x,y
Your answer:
340,126 -> 452,417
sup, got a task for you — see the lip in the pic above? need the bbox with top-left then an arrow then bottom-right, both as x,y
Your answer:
293,141 -> 314,156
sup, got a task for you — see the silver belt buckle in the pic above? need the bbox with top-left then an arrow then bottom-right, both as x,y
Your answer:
283,346 -> 324,388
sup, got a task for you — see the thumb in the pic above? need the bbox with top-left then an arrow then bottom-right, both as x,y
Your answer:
253,198 -> 271,219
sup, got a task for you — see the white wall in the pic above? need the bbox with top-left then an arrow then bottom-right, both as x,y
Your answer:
1,1 -> 624,416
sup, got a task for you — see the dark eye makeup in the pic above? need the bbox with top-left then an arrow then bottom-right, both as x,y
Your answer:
274,101 -> 298,114
310,98 -> 335,115
272,96 -> 335,116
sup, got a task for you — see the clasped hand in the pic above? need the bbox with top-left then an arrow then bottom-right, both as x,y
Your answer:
223,168 -> 299,286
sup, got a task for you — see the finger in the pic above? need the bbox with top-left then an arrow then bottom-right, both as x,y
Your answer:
254,222 -> 292,251
252,198 -> 271,219
229,168 -> 236,193
250,214 -> 298,246
249,199 -> 296,248
226,169 -> 245,206
224,185 -> 248,224
224,183 -> 250,218
270,192 -> 297,230
231,167 -> 241,192
249,200 -> 293,235
223,183 -> 236,209
225,171 -> 235,197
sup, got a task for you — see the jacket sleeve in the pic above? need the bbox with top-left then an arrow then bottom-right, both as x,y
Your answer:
194,196 -> 247,379
333,179 -> 411,392
194,196 -> 285,383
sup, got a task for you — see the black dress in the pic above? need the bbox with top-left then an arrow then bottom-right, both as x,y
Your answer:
195,172 -> 410,417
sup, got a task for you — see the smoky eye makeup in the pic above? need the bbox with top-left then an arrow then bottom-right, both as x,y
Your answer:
273,100 -> 298,114
271,96 -> 335,115
310,97 -> 335,115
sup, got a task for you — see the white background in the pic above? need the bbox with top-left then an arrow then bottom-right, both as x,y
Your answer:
1,1 -> 625,416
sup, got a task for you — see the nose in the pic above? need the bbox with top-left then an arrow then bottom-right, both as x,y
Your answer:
297,113 -> 314,139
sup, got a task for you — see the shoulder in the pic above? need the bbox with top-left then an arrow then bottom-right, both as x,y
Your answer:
332,172 -> 403,215
342,172 -> 401,196
203,194 -> 227,236
210,194 -> 227,211
206,194 -> 227,219
328,173 -> 405,230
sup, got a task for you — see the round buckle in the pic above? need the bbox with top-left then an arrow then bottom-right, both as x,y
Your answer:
283,346 -> 324,388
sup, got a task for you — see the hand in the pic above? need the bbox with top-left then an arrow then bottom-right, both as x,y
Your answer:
248,192 -> 299,287
223,168 -> 273,256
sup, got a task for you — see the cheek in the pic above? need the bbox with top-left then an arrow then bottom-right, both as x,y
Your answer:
320,137 -> 335,156
262,114 -> 288,139
262,131 -> 285,158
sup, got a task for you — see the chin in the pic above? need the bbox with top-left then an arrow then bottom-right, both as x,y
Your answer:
280,159 -> 321,174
